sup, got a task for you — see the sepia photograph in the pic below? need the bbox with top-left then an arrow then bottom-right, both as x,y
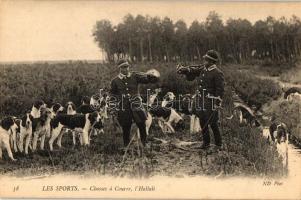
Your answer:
0,0 -> 301,199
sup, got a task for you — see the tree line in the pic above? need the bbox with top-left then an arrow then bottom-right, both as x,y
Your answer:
92,11 -> 301,64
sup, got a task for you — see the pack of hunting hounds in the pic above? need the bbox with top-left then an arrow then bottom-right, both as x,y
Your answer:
0,87 -> 299,164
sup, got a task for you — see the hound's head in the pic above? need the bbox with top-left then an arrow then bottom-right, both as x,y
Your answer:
51,103 -> 64,115
90,89 -> 110,113
162,92 -> 176,107
31,100 -> 46,118
66,101 -> 76,115
40,108 -> 53,122
90,93 -> 100,104
163,92 -> 176,101
88,111 -> 101,125
21,112 -> 34,129
33,100 -> 46,110
275,123 -> 288,144
1,116 -> 18,132
147,88 -> 161,106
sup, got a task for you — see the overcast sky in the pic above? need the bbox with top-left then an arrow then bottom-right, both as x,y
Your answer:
0,1 -> 301,62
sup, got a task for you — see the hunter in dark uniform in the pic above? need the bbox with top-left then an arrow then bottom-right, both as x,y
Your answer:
177,50 -> 225,149
110,59 -> 159,147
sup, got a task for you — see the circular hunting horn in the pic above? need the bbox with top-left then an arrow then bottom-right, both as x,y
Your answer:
146,69 -> 160,78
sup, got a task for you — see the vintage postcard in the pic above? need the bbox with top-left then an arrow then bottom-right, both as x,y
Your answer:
0,0 -> 301,199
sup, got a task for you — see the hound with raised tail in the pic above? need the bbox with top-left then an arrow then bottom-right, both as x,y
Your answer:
0,117 -> 18,161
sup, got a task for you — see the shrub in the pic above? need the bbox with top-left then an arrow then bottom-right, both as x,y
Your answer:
223,69 -> 282,109
279,65 -> 301,84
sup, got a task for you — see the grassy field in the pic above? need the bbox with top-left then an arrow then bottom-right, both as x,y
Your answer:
0,61 -> 285,178
0,116 -> 284,178
279,63 -> 301,85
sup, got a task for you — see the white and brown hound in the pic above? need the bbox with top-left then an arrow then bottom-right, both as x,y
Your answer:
66,101 -> 77,115
49,111 -> 102,151
63,101 -> 79,146
228,102 -> 261,127
17,112 -> 34,154
269,122 -> 289,168
11,117 -> 20,153
32,108 -> 54,151
0,117 -> 18,161
30,100 -> 46,118
146,89 -> 185,134
77,96 -> 95,114
162,91 -> 201,134
287,92 -> 301,102
136,88 -> 161,137
284,87 -> 301,100
50,103 -> 64,115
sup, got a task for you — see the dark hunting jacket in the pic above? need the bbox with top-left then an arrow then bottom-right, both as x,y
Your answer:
110,72 -> 158,126
180,64 -> 225,112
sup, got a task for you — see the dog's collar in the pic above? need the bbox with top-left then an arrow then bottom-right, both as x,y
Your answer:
118,72 -> 131,80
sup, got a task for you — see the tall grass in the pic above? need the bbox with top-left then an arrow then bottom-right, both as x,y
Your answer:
279,64 -> 301,84
223,68 -> 282,109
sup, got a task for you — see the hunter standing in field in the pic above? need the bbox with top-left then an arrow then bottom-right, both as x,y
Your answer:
110,59 -> 159,147
177,50 -> 225,150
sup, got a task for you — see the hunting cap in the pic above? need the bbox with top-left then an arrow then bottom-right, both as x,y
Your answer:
117,59 -> 130,68
203,50 -> 219,63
